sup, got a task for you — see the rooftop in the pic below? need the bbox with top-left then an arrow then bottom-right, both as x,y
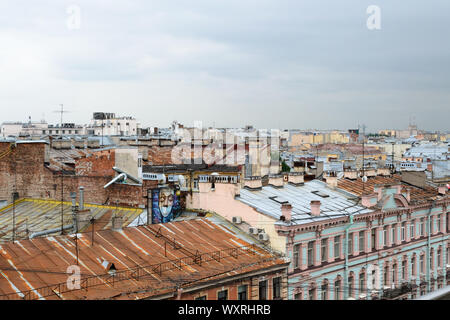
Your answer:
0,198 -> 143,242
237,180 -> 372,225
337,175 -> 440,202
0,219 -> 286,300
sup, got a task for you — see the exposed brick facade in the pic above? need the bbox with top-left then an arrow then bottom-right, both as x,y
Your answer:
0,142 -> 158,208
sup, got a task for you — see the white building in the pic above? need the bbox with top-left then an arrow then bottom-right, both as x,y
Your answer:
88,112 -> 141,136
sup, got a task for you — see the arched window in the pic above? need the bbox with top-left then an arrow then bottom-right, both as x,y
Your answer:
384,264 -> 390,287
348,272 -> 355,298
308,282 -> 317,300
437,246 -> 442,268
359,269 -> 366,297
411,254 -> 417,277
392,262 -> 398,287
334,276 -> 342,300
430,247 -> 435,271
321,279 -> 329,300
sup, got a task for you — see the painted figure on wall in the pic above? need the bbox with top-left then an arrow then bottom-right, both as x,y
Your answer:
151,187 -> 182,224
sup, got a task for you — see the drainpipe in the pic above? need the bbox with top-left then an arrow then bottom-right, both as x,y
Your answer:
344,214 -> 354,300
426,201 -> 435,293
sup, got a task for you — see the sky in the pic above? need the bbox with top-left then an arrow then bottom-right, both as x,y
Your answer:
0,0 -> 449,132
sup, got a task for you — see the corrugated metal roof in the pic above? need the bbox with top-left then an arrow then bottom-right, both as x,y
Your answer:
0,199 -> 143,242
237,180 -> 371,225
337,175 -> 439,202
0,219 -> 286,300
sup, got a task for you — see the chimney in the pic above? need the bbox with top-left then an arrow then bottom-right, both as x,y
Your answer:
438,185 -> 447,195
79,186 -> 84,211
281,203 -> 292,222
112,215 -> 123,231
310,200 -> 321,216
405,188 -> 411,202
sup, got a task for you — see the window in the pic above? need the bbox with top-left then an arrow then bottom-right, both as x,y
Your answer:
321,239 -> 328,263
307,241 -> 314,266
348,233 -> 353,255
437,215 -> 441,233
334,279 -> 341,300
308,287 -> 316,300
293,244 -> 300,269
411,256 -> 416,276
294,292 -> 302,300
420,255 -> 424,274
321,282 -> 328,300
371,229 -> 376,250
392,264 -> 397,286
259,280 -> 267,300
359,273 -> 365,292
273,277 -> 281,299
193,179 -> 199,189
238,285 -> 248,300
391,224 -> 396,244
402,260 -> 407,280
195,295 -> 207,300
218,290 -> 228,300
410,221 -> 415,239
401,222 -> 406,241
383,227 -> 387,246
384,266 -> 389,286
348,276 -> 354,297
334,236 -> 341,259
437,247 -> 442,268
359,231 -> 365,253
420,218 -> 424,236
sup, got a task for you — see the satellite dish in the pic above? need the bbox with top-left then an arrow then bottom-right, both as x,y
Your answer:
337,172 -> 344,179
362,176 -> 368,183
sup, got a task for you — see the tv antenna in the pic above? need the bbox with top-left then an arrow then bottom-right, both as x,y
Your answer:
53,104 -> 71,135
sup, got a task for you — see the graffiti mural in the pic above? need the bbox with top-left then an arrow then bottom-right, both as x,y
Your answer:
151,187 -> 182,224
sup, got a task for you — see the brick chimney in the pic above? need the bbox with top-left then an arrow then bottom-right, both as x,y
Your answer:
112,215 -> 124,231
281,203 -> 292,222
310,200 -> 321,216
405,188 -> 411,202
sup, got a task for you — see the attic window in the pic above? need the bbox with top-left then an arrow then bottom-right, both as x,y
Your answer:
269,196 -> 289,204
311,190 -> 330,198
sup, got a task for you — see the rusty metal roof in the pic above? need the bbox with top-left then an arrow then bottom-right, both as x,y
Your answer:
0,199 -> 143,242
337,175 -> 439,202
0,219 -> 286,300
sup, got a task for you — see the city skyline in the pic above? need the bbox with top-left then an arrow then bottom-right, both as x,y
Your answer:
1,1 -> 449,131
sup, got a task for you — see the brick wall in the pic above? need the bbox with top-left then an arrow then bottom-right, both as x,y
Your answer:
0,142 -> 158,208
75,149 -> 115,176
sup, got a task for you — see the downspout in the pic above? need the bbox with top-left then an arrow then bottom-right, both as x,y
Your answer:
426,201 -> 435,293
344,214 -> 354,300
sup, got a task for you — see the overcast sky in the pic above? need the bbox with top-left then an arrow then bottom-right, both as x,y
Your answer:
1,0 -> 449,132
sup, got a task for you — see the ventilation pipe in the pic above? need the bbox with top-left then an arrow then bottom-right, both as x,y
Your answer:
104,173 -> 127,189
79,186 -> 85,211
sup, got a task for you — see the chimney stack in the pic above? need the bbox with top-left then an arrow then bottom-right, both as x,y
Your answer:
281,203 -> 292,222
405,188 -> 411,202
438,185 -> 447,195
79,186 -> 84,211
112,215 -> 123,231
310,200 -> 321,216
